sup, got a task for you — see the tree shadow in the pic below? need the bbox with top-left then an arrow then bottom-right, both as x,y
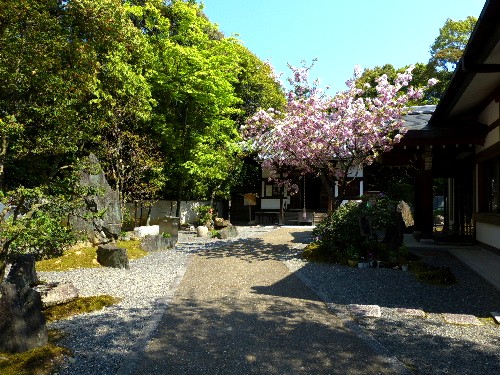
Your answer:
133,295 -> 397,375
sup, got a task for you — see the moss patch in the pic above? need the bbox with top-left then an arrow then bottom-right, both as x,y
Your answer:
43,295 -> 120,322
302,243 -> 346,264
0,330 -> 70,375
409,261 -> 457,286
36,240 -> 148,272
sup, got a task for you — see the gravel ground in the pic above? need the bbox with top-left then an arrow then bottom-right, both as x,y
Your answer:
38,226 -> 500,375
284,231 -> 500,375
38,226 -> 276,375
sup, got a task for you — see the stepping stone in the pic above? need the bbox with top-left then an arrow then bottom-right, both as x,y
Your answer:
442,313 -> 482,326
348,304 -> 381,318
394,308 -> 426,317
491,312 -> 500,324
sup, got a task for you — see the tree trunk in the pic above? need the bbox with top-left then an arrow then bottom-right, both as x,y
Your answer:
0,135 -> 7,191
279,188 -> 284,225
319,171 -> 334,213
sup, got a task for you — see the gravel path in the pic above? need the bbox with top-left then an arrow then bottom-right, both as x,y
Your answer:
39,226 -> 500,375
38,226 -> 276,375
283,230 -> 500,375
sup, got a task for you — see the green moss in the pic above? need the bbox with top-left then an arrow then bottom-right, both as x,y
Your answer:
302,243 -> 346,264
409,261 -> 457,286
43,295 -> 120,322
0,330 -> 70,375
36,240 -> 148,272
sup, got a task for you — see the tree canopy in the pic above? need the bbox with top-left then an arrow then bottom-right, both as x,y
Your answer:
243,62 -> 436,212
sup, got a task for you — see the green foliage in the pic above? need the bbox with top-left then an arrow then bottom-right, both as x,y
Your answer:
0,0 -> 285,207
429,16 -> 477,73
302,242 -> 345,263
312,197 -> 397,262
0,337 -> 70,375
194,205 -> 215,226
0,186 -> 82,281
43,295 -> 120,322
35,240 -> 147,272
210,229 -> 220,238
410,261 -> 457,286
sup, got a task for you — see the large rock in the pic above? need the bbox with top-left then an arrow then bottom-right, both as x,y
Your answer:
69,153 -> 122,244
159,217 -> 179,237
140,235 -> 177,252
34,282 -> 79,308
0,282 -> 48,353
6,254 -> 39,288
196,226 -> 209,237
133,225 -> 159,238
218,226 -> 238,239
96,244 -> 129,269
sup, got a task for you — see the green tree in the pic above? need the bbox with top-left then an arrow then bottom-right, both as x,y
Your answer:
429,16 -> 477,72
0,0 -> 80,190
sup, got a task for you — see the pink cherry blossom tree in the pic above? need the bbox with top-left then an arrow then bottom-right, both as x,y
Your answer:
243,61 -> 437,213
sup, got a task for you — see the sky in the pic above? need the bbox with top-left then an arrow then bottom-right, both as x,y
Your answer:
201,0 -> 486,92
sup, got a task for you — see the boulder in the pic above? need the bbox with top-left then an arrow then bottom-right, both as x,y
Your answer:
214,218 -> 231,229
96,244 -> 129,269
218,226 -> 238,239
140,235 -> 177,252
6,254 -> 38,288
159,217 -> 179,237
196,226 -> 209,237
34,282 -> 79,308
0,282 -> 48,353
69,153 -> 122,244
133,225 -> 159,238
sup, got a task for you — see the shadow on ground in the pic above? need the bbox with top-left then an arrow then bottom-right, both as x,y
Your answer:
201,228 -> 500,316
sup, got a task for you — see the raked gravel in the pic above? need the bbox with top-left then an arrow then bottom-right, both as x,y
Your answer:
38,226 -> 500,375
38,226 -> 276,375
283,240 -> 500,375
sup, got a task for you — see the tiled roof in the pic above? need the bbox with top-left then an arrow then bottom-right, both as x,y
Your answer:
402,105 -> 435,131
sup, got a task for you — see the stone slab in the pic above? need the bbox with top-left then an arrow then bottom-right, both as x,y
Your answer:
348,304 -> 381,318
134,225 -> 159,238
394,308 -> 426,317
442,313 -> 482,326
491,311 -> 500,324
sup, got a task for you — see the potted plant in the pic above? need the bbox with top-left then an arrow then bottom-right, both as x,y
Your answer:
345,245 -> 359,267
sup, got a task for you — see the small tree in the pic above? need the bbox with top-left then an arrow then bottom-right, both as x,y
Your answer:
0,186 -> 80,282
243,62 -> 436,212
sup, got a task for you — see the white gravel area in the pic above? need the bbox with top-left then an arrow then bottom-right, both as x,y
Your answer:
283,241 -> 500,375
38,226 -> 276,375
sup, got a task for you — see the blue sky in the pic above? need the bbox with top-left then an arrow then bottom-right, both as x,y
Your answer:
201,0 -> 486,92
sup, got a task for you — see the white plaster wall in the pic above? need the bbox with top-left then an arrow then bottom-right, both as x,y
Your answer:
347,165 -> 363,178
261,197 -> 290,210
476,221 -> 500,249
125,200 -> 220,225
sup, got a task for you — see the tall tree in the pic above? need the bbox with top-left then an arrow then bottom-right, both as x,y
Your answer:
243,63 -> 436,212
429,16 -> 477,73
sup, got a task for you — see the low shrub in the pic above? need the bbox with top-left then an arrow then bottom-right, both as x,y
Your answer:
410,261 -> 457,286
312,197 -> 399,262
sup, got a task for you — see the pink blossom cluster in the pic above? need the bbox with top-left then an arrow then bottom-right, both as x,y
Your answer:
242,63 -> 436,184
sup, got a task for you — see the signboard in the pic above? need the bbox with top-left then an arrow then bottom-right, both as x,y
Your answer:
244,193 -> 257,206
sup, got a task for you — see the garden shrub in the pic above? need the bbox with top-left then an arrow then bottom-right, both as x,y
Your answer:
194,205 -> 215,227
312,196 -> 401,262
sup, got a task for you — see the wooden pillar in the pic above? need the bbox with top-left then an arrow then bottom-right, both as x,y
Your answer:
414,148 -> 434,240
421,169 -> 434,239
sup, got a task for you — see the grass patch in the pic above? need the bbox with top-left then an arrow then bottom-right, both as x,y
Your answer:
0,330 -> 70,375
36,240 -> 148,272
302,243 -> 346,264
409,261 -> 457,286
43,295 -> 120,322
